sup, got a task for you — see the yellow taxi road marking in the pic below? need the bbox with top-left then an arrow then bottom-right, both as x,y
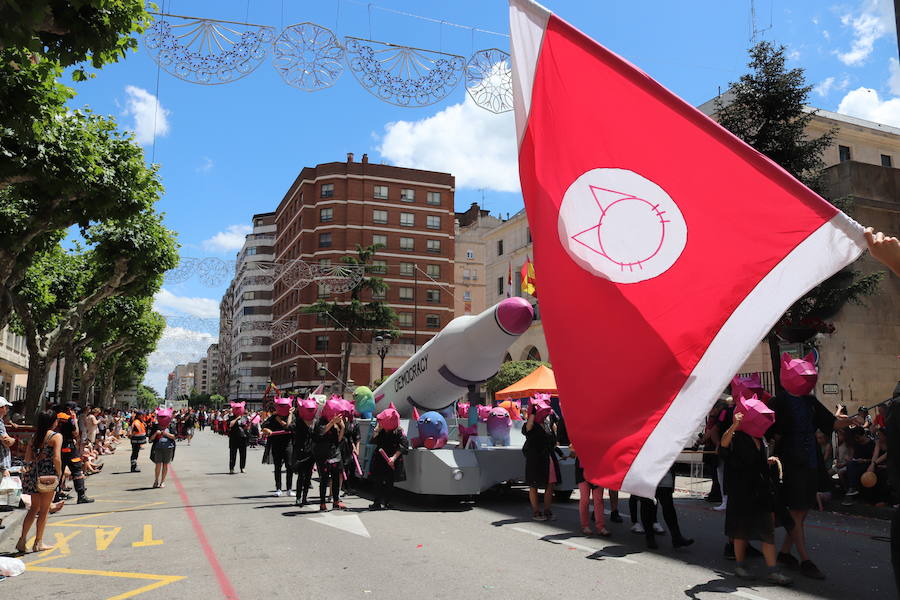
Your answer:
131,524 -> 163,547
50,501 -> 166,527
96,527 -> 122,550
41,530 -> 82,557
25,566 -> 185,600
23,554 -> 65,567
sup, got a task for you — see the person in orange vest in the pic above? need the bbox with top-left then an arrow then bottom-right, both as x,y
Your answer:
129,410 -> 148,473
55,403 -> 93,504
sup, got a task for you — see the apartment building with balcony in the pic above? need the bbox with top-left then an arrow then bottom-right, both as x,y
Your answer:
206,343 -> 220,395
454,203 -> 502,317
0,325 -> 28,402
269,154 -> 456,390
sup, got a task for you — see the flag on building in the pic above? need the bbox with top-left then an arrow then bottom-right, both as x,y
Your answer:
521,256 -> 537,297
509,0 -> 865,496
507,262 -> 513,297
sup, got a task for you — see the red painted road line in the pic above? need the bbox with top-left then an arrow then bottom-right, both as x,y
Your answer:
170,467 -> 240,599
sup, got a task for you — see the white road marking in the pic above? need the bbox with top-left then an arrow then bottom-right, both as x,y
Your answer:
510,526 -> 638,564
731,590 -> 771,600
309,513 -> 371,538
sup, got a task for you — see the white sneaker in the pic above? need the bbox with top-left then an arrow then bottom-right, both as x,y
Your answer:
652,523 -> 665,534
274,490 -> 283,497
286,490 -> 294,497
713,500 -> 728,511
630,523 -> 645,534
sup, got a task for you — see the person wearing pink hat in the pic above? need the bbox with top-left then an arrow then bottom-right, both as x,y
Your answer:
369,404 -> 408,511
291,397 -> 318,507
149,408 -> 176,488
720,396 -> 792,586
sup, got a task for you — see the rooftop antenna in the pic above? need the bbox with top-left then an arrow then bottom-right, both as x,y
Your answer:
749,0 -> 772,43
479,187 -> 486,211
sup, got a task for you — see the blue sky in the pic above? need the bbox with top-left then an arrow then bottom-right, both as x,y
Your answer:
64,0 -> 898,393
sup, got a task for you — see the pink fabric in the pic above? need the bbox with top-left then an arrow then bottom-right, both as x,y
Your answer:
780,352 -> 818,396
548,456 -> 558,485
735,394 -> 775,438
578,482 -> 606,529
230,402 -> 245,416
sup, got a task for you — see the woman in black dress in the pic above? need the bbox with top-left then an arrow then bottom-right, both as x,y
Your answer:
227,402 -> 250,474
522,401 -> 560,521
149,409 -> 176,488
261,400 -> 294,497
340,406 -> 362,495
720,411 -> 792,585
313,413 -> 346,511
369,416 -> 409,511
292,398 -> 318,507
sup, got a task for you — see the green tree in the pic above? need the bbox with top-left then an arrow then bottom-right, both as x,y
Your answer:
13,211 -> 178,419
209,394 -> 225,409
714,42 -> 883,393
303,245 -> 398,393
135,385 -> 159,410
485,360 -> 551,395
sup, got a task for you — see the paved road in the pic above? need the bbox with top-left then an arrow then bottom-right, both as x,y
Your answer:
0,430 -> 893,599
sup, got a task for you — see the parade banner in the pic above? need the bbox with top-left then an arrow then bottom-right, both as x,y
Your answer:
509,0 -> 865,495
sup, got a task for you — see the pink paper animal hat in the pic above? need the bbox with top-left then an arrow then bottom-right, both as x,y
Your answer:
529,393 -> 553,423
731,373 -> 772,403
736,394 -> 776,438
339,397 -> 356,420
322,395 -> 345,422
780,352 -> 817,396
456,402 -> 470,418
377,403 -> 400,431
230,401 -> 246,416
476,404 -> 491,422
297,397 -> 318,421
156,407 -> 173,428
274,397 -> 292,416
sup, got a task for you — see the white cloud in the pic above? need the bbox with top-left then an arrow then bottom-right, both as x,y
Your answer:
890,58 -> 900,96
836,86 -> 900,127
196,157 -> 214,174
822,29 -> 831,41
153,288 -> 220,318
144,326 -> 216,395
123,85 -> 170,145
786,49 -> 801,61
377,95 -> 519,192
836,0 -> 894,66
814,75 -> 850,97
201,224 -> 252,253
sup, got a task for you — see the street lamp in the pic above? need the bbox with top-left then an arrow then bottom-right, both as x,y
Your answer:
289,365 -> 296,395
317,363 -> 327,389
235,379 -> 241,403
373,333 -> 393,378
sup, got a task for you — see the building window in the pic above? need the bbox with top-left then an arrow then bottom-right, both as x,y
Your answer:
463,291 -> 472,302
400,212 -> 415,227
245,246 -> 257,256
243,291 -> 255,300
426,239 -> 441,253
426,264 -> 440,278
838,145 -> 851,162
497,277 -> 504,295
374,185 -> 388,199
426,191 -> 441,205
372,287 -> 386,300
399,287 -> 414,300
400,188 -> 415,202
426,289 -> 440,303
242,306 -> 256,315
372,234 -> 387,247
239,368 -> 252,377
426,314 -> 440,328
319,207 -> 333,222
400,262 -> 414,276
373,209 -> 388,224
882,154 -> 893,167
371,260 -> 387,274
400,237 -> 414,251
463,269 -> 472,280
397,312 -> 413,327
426,215 -> 441,230
315,336 -> 329,351
497,239 -> 504,255
255,218 -> 263,226
527,227 -> 532,243
321,183 -> 334,197
466,249 -> 474,260
319,233 -> 332,247
318,259 -> 331,297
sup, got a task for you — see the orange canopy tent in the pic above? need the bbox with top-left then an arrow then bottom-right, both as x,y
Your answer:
494,365 -> 557,400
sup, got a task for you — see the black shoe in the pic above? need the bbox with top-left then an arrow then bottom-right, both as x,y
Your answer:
777,552 -> 800,569
77,496 -> 95,504
368,503 -> 384,511
673,536 -> 694,548
384,503 -> 395,510
609,510 -> 623,523
799,560 -> 825,580
724,542 -> 736,560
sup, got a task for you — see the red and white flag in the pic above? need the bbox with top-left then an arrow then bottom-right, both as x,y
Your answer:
509,0 -> 865,496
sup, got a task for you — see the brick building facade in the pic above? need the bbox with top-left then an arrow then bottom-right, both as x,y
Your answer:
270,154 -> 456,390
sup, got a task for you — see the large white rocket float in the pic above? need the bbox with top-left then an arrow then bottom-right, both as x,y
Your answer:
373,297 -> 534,417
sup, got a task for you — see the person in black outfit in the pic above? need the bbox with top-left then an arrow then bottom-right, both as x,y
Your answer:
721,411 -> 792,585
522,404 -> 560,521
292,404 -> 317,507
340,412 -> 361,495
369,421 -> 409,510
228,405 -> 250,474
56,407 -> 93,504
313,414 -> 345,511
640,466 -> 694,550
261,411 -> 293,497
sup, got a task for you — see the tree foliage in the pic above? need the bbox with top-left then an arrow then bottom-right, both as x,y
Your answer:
486,360 -> 551,395
714,42 -> 883,391
303,244 -> 398,393
136,384 -> 161,410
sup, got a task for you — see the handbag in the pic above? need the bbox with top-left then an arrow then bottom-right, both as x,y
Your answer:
36,475 -> 59,493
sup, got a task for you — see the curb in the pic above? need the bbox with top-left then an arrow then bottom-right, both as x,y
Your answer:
0,507 -> 26,549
